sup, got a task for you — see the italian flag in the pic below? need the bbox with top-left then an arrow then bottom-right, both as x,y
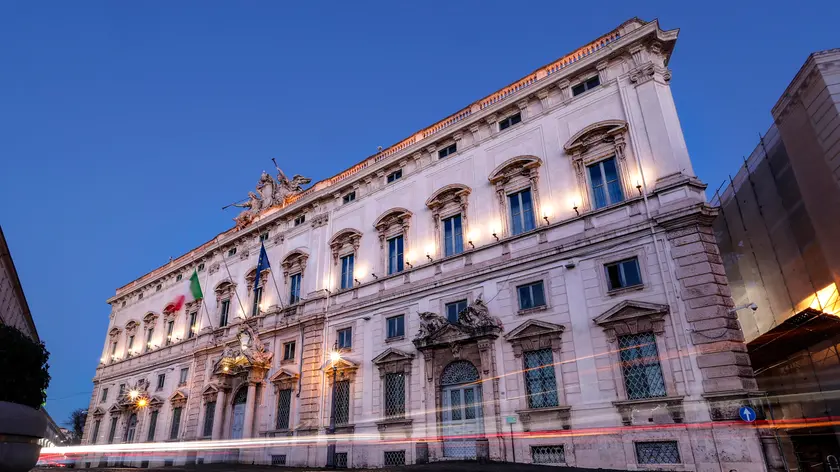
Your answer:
170,270 -> 204,311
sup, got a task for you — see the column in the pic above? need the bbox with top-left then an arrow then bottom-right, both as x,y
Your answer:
211,389 -> 226,440
243,382 -> 258,438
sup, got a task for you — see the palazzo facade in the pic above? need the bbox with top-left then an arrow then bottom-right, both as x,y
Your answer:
81,18 -> 770,471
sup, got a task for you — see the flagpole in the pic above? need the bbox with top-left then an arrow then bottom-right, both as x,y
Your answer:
197,260 -> 215,334
213,236 -> 249,322
268,265 -> 286,311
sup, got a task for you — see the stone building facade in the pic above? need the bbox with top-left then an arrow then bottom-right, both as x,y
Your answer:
80,18 -> 767,471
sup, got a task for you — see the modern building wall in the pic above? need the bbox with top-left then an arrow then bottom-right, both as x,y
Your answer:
81,18 -> 765,471
713,49 -> 840,472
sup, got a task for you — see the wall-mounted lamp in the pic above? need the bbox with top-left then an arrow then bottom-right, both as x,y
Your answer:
405,261 -> 413,269
492,233 -> 499,242
543,215 -> 550,224
468,241 -> 475,249
426,254 -> 434,262
354,278 -> 361,286
371,273 -> 379,280
572,205 -> 579,217
636,181 -> 643,196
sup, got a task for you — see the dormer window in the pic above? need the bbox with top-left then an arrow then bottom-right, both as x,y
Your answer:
387,169 -> 402,183
294,215 -> 306,227
499,112 -> 522,131
438,143 -> 457,159
572,75 -> 601,96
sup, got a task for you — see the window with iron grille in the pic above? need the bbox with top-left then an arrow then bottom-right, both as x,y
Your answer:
524,349 -> 559,408
635,441 -> 681,464
334,452 -> 348,468
164,459 -> 174,466
531,445 -> 565,464
271,455 -> 287,466
384,373 -> 405,418
333,380 -> 350,425
202,401 -> 216,437
618,332 -> 666,399
276,389 -> 292,430
384,450 -> 406,466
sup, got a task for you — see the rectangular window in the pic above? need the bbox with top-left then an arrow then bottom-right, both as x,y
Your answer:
619,332 -> 666,400
176,274 -> 183,282
387,235 -> 404,275
342,192 -> 356,204
271,455 -> 287,466
197,263 -> 205,272
91,419 -> 101,444
276,388 -> 292,430
147,410 -> 158,441
438,143 -> 457,159
187,312 -> 197,338
101,388 -> 108,403
572,75 -> 601,96
179,368 -> 189,386
289,273 -> 302,305
166,321 -> 174,345
118,384 -> 125,397
340,254 -> 355,290
508,189 -> 536,235
337,327 -> 352,349
283,341 -> 296,361
384,373 -> 405,418
227,247 -> 237,257
384,450 -> 406,466
202,401 -> 216,437
445,300 -> 468,323
387,169 -> 402,183
333,380 -> 350,425
156,284 -> 161,292
524,349 -> 559,408
169,407 -> 182,440
252,285 -> 263,316
531,445 -> 566,464
219,299 -> 230,327
442,214 -> 464,257
127,335 -> 135,353
145,328 -> 154,352
588,157 -> 624,209
157,374 -> 165,391
517,281 -> 547,310
110,341 -> 118,356
138,293 -> 143,300
499,112 -> 522,131
107,417 -> 118,444
635,441 -> 681,464
260,232 -> 269,242
386,315 -> 405,339
605,257 -> 642,290
294,214 -> 306,226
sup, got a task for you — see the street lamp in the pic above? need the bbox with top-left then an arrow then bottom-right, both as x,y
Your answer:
326,342 -> 341,468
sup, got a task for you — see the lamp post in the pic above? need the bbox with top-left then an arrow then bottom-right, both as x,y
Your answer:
326,342 -> 341,468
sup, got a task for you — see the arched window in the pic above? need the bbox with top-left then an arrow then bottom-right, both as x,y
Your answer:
281,249 -> 309,305
233,386 -> 248,405
426,185 -> 472,257
563,120 -> 633,212
214,281 -> 236,327
440,361 -> 479,386
330,229 -> 362,291
374,208 -> 412,275
488,156 -> 544,237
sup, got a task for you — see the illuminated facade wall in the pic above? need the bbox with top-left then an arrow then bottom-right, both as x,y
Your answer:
81,18 -> 766,471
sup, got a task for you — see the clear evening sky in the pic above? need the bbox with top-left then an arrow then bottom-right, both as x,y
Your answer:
1,1 -> 837,425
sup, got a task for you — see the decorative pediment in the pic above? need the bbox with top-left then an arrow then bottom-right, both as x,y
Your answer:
325,357 -> 359,382
425,184 -> 471,213
372,348 -> 414,376
142,312 -> 158,326
90,407 -> 105,417
487,155 -> 541,185
108,403 -> 123,414
214,280 -> 236,295
269,368 -> 300,390
563,119 -> 628,156
108,327 -> 122,338
169,390 -> 188,406
125,320 -> 139,334
162,302 -> 178,316
281,249 -> 309,277
201,384 -> 219,400
413,297 -> 503,350
147,396 -> 165,410
213,325 -> 274,374
329,229 -> 362,261
504,320 -> 565,358
593,300 -> 669,342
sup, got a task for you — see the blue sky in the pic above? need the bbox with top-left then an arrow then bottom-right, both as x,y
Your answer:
1,1 -> 837,425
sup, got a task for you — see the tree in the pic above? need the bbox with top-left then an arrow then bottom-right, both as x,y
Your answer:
0,323 -> 50,408
65,408 -> 88,444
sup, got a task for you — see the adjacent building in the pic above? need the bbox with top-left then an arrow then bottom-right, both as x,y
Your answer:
713,49 -> 840,472
81,18 -> 767,470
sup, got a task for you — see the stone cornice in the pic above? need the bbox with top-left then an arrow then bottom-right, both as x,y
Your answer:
772,49 -> 840,121
107,18 -> 679,305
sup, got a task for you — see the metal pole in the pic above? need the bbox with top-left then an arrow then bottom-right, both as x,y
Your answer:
509,423 -> 516,464
326,348 -> 337,468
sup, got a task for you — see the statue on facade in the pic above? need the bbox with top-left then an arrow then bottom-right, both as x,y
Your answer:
274,164 -> 312,203
458,295 -> 503,330
256,171 -> 278,208
415,311 -> 448,340
231,191 -> 262,229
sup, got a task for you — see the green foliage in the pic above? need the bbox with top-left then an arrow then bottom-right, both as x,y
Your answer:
0,323 -> 51,409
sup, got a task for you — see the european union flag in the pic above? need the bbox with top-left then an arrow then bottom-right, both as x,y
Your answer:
255,243 -> 271,291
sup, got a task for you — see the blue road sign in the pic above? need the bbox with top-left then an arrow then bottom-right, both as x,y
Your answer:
739,406 -> 756,423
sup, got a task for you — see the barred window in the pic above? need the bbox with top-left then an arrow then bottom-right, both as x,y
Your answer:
635,441 -> 681,464
531,445 -> 565,464
333,380 -> 350,426
524,349 -> 559,408
271,454 -> 286,465
384,450 -> 406,466
618,332 -> 666,399
334,452 -> 348,468
276,388 -> 292,430
202,401 -> 216,437
384,373 -> 406,418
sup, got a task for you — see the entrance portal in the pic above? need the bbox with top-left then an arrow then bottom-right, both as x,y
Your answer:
440,360 -> 483,458
231,386 -> 247,439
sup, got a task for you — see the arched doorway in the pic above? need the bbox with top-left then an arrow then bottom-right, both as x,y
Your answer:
230,386 -> 248,439
440,360 -> 483,459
